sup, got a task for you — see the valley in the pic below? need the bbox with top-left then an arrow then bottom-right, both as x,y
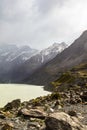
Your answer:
0,31 -> 87,130
0,42 -> 67,83
1,0 -> 87,129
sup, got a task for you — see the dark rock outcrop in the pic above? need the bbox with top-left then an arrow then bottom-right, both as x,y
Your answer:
4,99 -> 21,111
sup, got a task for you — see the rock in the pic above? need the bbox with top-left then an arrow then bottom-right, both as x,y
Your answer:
1,122 -> 14,130
4,99 -> 21,111
45,112 -> 85,130
0,111 -> 12,118
77,113 -> 84,120
18,108 -> 29,116
76,98 -> 82,103
27,122 -> 40,129
83,102 -> 87,105
1,125 -> 12,130
69,99 -> 77,104
0,114 -> 6,119
40,126 -> 46,130
18,108 -> 46,119
68,110 -> 77,117
52,100 -> 62,110
80,92 -> 87,102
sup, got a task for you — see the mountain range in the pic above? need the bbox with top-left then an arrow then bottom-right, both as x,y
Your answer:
24,30 -> 87,85
0,42 -> 67,82
0,30 -> 87,85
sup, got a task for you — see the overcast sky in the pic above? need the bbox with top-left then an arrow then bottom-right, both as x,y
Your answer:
0,0 -> 87,49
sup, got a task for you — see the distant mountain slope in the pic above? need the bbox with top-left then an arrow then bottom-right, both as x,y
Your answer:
0,44 -> 38,82
9,42 -> 67,82
0,42 -> 67,82
39,42 -> 67,63
0,44 -> 38,64
25,30 -> 87,85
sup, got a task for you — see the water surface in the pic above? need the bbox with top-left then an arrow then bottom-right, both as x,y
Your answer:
0,84 -> 50,107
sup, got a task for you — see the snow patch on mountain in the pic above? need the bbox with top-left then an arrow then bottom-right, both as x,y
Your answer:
0,44 -> 38,64
38,42 -> 68,63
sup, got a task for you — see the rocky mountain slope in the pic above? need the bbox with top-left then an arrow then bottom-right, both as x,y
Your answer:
0,42 -> 67,82
0,44 -> 38,82
25,30 -> 87,85
37,42 -> 67,63
11,42 -> 67,82
0,44 -> 37,64
50,62 -> 87,91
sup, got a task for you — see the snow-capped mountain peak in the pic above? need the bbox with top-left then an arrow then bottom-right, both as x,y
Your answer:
0,42 -> 67,83
39,42 -> 68,63
0,44 -> 38,63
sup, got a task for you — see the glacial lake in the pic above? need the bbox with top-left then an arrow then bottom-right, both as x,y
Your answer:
0,84 -> 51,107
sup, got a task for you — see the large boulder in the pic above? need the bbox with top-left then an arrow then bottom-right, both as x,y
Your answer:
45,112 -> 86,130
18,108 -> 46,119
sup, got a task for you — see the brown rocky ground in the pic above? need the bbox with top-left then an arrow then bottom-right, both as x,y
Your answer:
0,90 -> 87,130
1,63 -> 87,129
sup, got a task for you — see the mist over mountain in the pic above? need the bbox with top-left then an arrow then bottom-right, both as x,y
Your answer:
25,30 -> 87,85
0,42 -> 67,82
0,30 -> 87,84
0,44 -> 38,63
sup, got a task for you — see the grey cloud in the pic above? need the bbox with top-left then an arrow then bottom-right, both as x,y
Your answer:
35,0 -> 66,14
0,0 -> 17,21
0,0 -> 34,22
0,0 -> 87,49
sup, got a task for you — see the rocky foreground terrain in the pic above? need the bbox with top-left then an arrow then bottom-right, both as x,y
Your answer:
0,63 -> 87,130
0,89 -> 87,130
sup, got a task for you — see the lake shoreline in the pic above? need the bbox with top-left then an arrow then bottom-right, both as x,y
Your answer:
0,84 -> 51,107
0,90 -> 87,130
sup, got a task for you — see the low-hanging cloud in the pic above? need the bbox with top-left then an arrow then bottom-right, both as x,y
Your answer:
0,0 -> 87,49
